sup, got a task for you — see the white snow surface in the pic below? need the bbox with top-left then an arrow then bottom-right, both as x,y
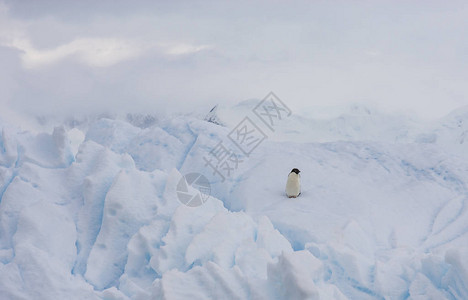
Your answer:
1,102 -> 468,299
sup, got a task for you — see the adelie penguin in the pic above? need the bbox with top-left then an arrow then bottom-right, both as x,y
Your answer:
285,168 -> 301,198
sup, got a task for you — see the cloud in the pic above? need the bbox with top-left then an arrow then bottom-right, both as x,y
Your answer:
162,43 -> 212,56
0,0 -> 467,122
0,2 -> 212,69
6,37 -> 211,69
7,37 -> 146,68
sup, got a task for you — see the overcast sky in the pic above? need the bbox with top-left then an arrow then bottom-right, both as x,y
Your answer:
0,0 -> 467,120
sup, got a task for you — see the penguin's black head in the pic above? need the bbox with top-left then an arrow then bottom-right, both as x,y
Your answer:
291,168 -> 300,174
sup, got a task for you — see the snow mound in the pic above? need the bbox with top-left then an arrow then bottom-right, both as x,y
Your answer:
1,105 -> 468,299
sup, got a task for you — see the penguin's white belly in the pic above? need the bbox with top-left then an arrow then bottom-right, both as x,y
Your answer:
286,174 -> 301,197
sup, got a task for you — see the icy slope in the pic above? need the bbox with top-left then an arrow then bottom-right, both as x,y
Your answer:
0,104 -> 467,300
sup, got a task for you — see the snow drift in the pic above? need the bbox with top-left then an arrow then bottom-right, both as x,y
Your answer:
0,103 -> 468,299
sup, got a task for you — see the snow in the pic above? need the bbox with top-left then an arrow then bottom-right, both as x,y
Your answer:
1,103 -> 468,299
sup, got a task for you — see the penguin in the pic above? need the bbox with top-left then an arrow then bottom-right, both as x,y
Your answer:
285,168 -> 301,198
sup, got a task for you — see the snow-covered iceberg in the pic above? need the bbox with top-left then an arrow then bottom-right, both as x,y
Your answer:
1,105 -> 468,299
